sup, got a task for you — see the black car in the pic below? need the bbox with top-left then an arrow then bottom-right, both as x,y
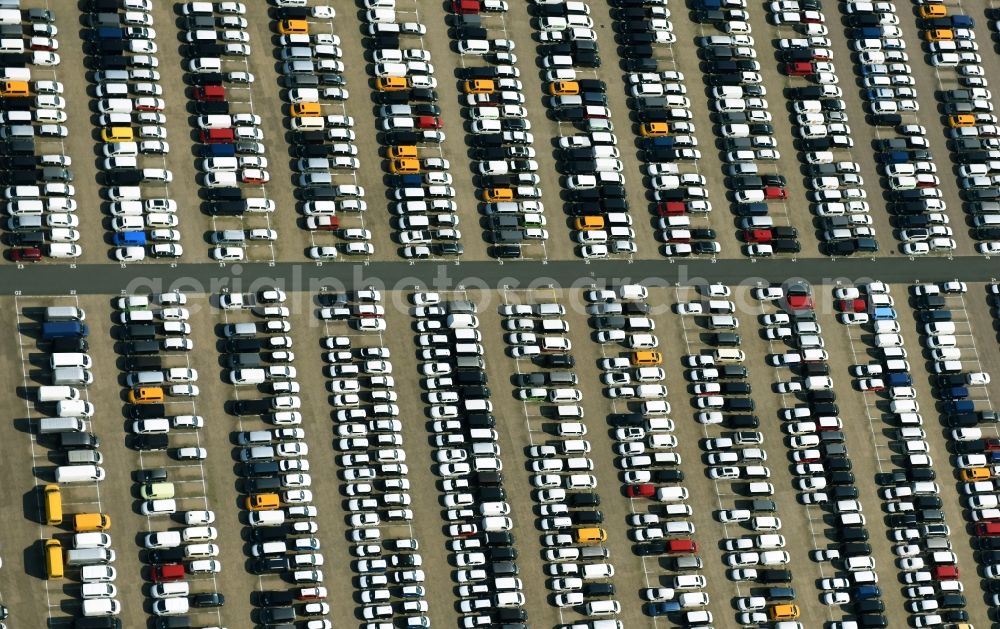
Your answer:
127,403 -> 165,419
52,337 -> 89,352
134,434 -> 168,451
190,593 -> 225,608
568,493 -> 601,507
258,590 -> 294,607
634,541 -> 666,555
135,468 -> 167,483
489,546 -> 518,561
251,527 -> 286,543
533,354 -> 575,369
231,399 -> 271,416
572,510 -> 603,524
146,548 -> 184,564
252,557 -> 289,574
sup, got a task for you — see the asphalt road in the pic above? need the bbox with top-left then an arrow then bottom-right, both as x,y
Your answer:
5,256 -> 1000,296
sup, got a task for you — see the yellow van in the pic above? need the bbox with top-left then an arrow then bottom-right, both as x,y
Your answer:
484,188 -> 513,202
923,29 -> 953,42
574,528 -> 607,544
246,493 -> 280,511
463,79 -> 495,94
43,484 -> 62,525
640,122 -> 669,137
278,19 -> 308,34
630,351 -> 663,366
101,126 -> 134,142
918,4 -> 946,18
0,79 -> 28,97
73,513 -> 111,532
377,76 -> 407,91
291,102 -> 321,117
390,158 -> 420,174
45,539 -> 63,579
574,216 -> 605,231
768,604 -> 800,621
129,386 -> 163,404
949,114 -> 975,128
549,81 -> 579,95
961,467 -> 991,481
388,145 -> 417,159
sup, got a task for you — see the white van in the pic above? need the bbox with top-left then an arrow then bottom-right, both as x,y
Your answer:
709,315 -> 738,329
50,353 -> 92,369
581,563 -> 614,580
584,600 -> 621,616
55,465 -> 105,483
640,400 -> 670,415
249,510 -> 285,527
81,599 -> 121,617
151,582 -> 189,599
80,565 -> 116,583
73,533 -> 112,549
38,386 -> 79,402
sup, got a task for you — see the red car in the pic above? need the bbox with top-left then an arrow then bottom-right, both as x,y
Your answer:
11,247 -> 41,262
986,439 -> 1000,452
152,564 -> 185,583
763,186 -> 787,200
626,484 -> 656,498
451,0 -> 480,13
976,521 -> 1000,536
933,565 -> 958,581
195,85 -> 225,102
784,62 -> 812,76
416,116 -> 443,129
743,229 -> 772,243
656,202 -> 685,216
666,539 -> 698,553
836,298 -> 866,313
787,295 -> 814,310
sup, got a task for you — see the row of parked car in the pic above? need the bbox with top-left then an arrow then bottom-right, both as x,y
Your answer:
839,0 -> 952,255
611,0 -> 724,257
828,281 -> 968,628
411,293 -> 526,628
769,1 -> 882,257
587,284 -> 718,622
31,304 -> 125,624
218,286 -> 333,628
501,297 -> 622,621
678,284 -> 801,626
112,293 -> 237,626
180,1 -> 278,263
85,0 -> 183,263
700,3 -> 804,258
447,0 -> 546,259
275,5 -> 376,258
934,9 -> 1000,253
2,4 -> 80,262
529,0 -> 637,259
365,0 -> 458,260
907,282 -> 1000,620
752,282 -> 907,628
318,286 -> 431,629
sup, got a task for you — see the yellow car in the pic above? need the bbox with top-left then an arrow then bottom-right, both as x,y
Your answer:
291,102 -> 321,117
923,28 -> 953,42
377,76 -> 407,91
102,126 -> 133,142
949,114 -> 975,128
640,122 -> 669,137
463,79 -> 495,94
548,80 -> 579,95
390,158 -> 420,174
483,188 -> 513,202
918,4 -> 947,19
278,19 -> 308,35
